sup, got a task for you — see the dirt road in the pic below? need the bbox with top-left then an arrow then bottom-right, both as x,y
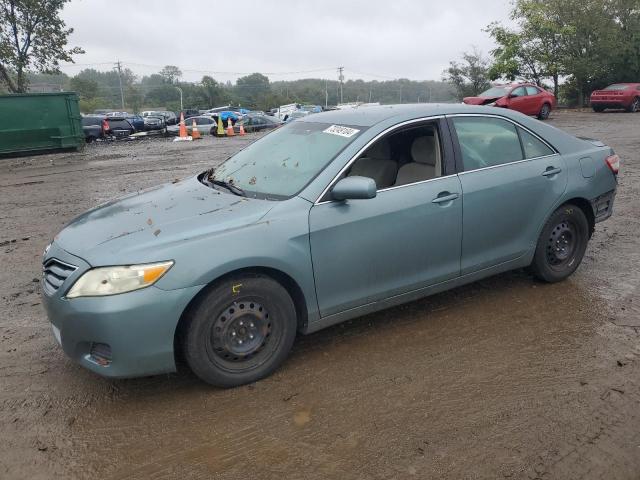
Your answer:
1,112 -> 639,480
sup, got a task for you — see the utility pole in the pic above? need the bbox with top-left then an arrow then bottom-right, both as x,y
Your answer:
337,66 -> 344,104
324,79 -> 328,108
175,86 -> 183,111
369,88 -> 372,103
399,83 -> 403,103
114,60 -> 125,110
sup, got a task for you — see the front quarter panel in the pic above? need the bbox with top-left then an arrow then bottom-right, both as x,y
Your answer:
153,196 -> 319,323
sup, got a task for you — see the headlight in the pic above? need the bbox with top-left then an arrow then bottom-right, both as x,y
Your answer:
66,261 -> 173,298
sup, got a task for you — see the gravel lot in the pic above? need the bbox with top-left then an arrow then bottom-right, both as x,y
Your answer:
1,111 -> 639,480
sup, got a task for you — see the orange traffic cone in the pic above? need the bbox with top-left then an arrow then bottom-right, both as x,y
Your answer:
178,112 -> 188,138
238,123 -> 246,136
191,119 -> 201,140
173,112 -> 192,142
226,118 -> 235,136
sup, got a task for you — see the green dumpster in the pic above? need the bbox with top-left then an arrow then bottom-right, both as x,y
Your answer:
0,92 -> 84,156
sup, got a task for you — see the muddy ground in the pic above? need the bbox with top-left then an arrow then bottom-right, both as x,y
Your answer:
1,111 -> 639,480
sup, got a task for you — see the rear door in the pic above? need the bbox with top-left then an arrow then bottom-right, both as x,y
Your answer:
448,115 -> 568,274
526,86 -> 544,114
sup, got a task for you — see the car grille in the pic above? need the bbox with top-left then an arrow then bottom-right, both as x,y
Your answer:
42,258 -> 77,296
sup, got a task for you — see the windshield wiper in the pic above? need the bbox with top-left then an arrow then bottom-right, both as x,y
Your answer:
211,178 -> 246,197
203,168 -> 246,197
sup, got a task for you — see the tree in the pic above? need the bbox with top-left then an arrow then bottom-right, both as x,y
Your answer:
200,75 -> 225,107
159,65 -> 181,84
443,48 -> 491,99
0,0 -> 83,92
69,76 -> 98,100
235,73 -> 270,108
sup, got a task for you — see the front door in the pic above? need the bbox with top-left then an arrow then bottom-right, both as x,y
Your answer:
309,120 -> 463,317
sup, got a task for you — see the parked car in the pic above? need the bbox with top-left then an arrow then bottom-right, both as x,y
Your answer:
590,83 -> 640,112
42,104 -> 618,387
284,110 -> 309,123
463,83 -> 557,120
227,114 -> 281,134
141,110 -> 176,126
167,115 -> 218,135
179,109 -> 201,120
81,115 -> 106,143
141,111 -> 167,131
81,115 -> 134,140
105,112 -> 145,132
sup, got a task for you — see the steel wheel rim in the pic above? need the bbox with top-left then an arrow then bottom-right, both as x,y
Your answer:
546,221 -> 577,268
208,300 -> 273,366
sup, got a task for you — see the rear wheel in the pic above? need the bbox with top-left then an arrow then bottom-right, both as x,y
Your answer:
537,103 -> 551,120
181,274 -> 297,387
530,204 -> 589,283
627,97 -> 640,113
592,105 -> 605,113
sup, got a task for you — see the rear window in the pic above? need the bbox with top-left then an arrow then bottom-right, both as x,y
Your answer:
107,119 -> 131,129
604,84 -> 630,91
82,117 -> 102,127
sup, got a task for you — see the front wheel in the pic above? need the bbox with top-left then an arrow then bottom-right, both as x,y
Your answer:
537,103 -> 551,120
181,274 -> 297,387
592,105 -> 605,113
627,97 -> 640,113
530,204 -> 589,283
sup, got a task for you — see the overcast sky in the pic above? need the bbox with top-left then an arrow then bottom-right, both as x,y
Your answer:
60,0 -> 514,84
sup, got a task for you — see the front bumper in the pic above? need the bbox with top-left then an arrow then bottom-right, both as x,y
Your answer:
41,243 -> 203,378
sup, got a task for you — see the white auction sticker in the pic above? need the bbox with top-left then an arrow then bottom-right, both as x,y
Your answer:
323,125 -> 360,138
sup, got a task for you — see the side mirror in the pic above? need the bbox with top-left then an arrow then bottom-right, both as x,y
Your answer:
331,176 -> 377,201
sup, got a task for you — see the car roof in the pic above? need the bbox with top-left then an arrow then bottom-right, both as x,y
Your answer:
297,103 -> 539,127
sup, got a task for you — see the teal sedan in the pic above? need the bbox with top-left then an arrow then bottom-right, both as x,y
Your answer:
42,104 -> 618,387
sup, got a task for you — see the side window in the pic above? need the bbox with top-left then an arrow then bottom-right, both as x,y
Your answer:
452,117 -> 523,171
518,128 -> 554,158
346,123 -> 442,190
526,86 -> 540,95
511,87 -> 527,97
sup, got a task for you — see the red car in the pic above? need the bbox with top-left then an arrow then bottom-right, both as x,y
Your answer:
590,83 -> 640,112
463,83 -> 557,120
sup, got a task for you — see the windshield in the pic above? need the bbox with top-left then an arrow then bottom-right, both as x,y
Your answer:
208,121 -> 366,200
604,84 -> 629,91
479,86 -> 510,98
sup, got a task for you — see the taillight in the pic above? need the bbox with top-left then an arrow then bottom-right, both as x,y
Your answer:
102,119 -> 109,132
605,154 -> 620,174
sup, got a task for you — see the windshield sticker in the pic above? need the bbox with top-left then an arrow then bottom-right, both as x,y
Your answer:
323,125 -> 360,138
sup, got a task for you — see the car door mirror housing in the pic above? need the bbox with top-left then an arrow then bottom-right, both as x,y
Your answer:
331,176 -> 377,201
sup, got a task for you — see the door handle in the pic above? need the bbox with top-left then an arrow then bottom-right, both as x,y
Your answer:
542,167 -> 562,177
432,192 -> 459,204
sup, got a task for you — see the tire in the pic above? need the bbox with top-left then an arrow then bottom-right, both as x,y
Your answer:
530,204 -> 590,283
627,97 -> 640,113
537,103 -> 551,120
592,106 -> 605,113
181,274 -> 297,387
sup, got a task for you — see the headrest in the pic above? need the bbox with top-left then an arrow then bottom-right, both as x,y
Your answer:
411,136 -> 436,165
365,139 -> 391,160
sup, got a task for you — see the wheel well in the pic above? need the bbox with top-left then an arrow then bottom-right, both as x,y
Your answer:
173,267 -> 309,364
564,198 -> 595,237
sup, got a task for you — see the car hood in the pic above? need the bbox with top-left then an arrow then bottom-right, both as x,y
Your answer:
55,175 -> 274,266
462,96 -> 503,105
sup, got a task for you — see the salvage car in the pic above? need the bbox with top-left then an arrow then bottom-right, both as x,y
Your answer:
42,104 -> 618,387
463,83 -> 556,120
167,115 -> 218,135
590,83 -> 640,112
81,115 -> 134,140
230,114 -> 281,133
